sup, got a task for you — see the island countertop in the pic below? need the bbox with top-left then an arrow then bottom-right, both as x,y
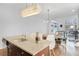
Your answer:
4,35 -> 50,55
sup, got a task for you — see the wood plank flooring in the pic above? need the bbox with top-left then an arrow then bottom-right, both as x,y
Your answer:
51,40 -> 79,56
0,48 -> 7,56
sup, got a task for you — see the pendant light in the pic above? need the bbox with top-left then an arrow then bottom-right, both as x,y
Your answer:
43,9 -> 50,23
21,3 -> 41,17
47,9 -> 51,34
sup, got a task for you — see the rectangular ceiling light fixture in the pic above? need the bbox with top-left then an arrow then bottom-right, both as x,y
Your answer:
21,4 -> 41,17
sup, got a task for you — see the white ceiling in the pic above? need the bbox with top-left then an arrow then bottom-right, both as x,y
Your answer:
39,3 -> 79,19
0,3 -> 79,19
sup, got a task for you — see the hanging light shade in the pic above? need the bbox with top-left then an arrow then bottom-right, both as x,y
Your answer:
21,4 -> 41,17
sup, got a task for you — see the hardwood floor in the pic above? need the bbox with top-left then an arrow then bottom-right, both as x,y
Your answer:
0,48 -> 7,56
50,44 -> 65,56
51,40 -> 79,56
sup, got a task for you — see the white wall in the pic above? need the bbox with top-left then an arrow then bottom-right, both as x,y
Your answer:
0,4 -> 48,48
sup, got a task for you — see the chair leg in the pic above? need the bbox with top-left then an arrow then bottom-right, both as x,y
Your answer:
50,49 -> 55,56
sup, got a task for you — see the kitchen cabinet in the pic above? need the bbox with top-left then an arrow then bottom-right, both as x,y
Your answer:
7,43 -> 32,56
3,38 -> 49,56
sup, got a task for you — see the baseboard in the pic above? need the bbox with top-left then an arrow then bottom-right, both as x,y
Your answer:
0,48 -> 7,56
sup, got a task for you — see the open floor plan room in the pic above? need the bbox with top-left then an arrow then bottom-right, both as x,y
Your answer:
0,3 -> 79,56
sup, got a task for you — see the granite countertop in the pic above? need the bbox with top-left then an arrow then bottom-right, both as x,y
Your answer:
5,35 -> 50,55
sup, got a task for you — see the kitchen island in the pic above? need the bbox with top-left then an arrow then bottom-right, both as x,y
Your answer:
3,35 -> 50,56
